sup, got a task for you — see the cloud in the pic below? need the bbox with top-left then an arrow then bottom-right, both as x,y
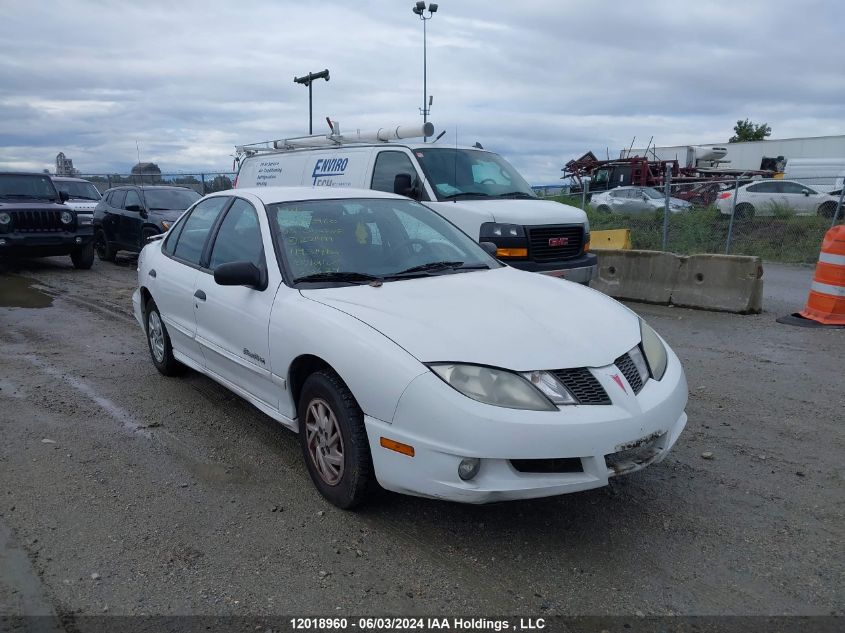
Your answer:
0,0 -> 843,182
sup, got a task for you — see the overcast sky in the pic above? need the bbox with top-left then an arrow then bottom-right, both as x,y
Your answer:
1,0 -> 843,183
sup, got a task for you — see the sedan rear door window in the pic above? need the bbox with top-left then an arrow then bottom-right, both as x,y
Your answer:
171,197 -> 230,266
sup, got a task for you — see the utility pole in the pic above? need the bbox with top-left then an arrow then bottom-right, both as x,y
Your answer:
412,2 -> 438,141
294,69 -> 330,134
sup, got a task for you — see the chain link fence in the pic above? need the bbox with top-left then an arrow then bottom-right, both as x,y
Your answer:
76,172 -> 237,196
554,174 -> 844,263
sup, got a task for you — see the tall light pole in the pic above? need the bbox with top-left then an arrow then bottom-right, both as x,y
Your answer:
412,2 -> 437,142
294,69 -> 330,135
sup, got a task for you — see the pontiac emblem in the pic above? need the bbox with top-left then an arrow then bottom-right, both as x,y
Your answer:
610,374 -> 627,393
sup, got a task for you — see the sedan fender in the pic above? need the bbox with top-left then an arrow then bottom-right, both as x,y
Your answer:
269,290 -> 428,425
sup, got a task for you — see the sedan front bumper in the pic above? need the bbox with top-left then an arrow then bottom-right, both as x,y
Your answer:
365,350 -> 688,503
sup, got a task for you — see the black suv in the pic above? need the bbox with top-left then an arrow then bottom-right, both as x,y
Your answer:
93,185 -> 200,261
0,172 -> 95,269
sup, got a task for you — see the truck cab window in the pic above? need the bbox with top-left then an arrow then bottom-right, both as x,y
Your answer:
371,151 -> 420,195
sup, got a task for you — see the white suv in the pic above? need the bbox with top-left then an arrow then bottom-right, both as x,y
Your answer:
132,186 -> 688,509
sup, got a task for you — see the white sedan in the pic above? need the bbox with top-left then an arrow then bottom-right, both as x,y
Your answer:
132,187 -> 688,509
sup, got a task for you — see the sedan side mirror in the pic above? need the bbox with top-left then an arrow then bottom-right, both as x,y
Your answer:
480,241 -> 499,257
213,261 -> 266,290
393,173 -> 417,199
59,191 -> 70,203
802,190 -> 810,196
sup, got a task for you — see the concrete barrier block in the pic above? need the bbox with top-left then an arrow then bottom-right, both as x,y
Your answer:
590,250 -> 681,304
672,254 -> 764,314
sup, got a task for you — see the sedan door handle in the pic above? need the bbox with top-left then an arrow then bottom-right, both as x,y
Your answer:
194,289 -> 206,301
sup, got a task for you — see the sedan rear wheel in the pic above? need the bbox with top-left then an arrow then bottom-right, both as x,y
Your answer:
145,298 -> 184,376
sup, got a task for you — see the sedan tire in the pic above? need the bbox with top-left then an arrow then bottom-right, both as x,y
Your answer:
144,298 -> 185,377
735,203 -> 755,219
298,370 -> 373,509
818,201 -> 837,218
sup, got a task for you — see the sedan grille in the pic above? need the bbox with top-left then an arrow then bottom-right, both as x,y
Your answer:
526,224 -> 584,262
10,210 -> 65,232
614,352 -> 645,394
549,368 -> 611,405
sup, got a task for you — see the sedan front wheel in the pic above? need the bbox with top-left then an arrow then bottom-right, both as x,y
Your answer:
298,370 -> 373,509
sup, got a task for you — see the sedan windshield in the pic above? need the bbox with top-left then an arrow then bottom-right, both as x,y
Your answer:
142,188 -> 201,210
268,198 -> 499,283
54,180 -> 101,200
414,148 -> 537,201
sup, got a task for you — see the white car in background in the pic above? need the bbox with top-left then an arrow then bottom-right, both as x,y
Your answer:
51,176 -> 102,227
132,187 -> 688,509
590,186 -> 691,215
716,179 -> 841,218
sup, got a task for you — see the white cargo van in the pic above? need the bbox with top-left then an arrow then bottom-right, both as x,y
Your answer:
234,123 -> 596,283
783,158 -> 845,193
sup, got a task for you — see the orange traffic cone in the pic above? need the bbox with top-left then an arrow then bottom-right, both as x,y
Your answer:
778,225 -> 845,327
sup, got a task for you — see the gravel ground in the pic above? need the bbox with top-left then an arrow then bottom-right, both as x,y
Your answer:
0,255 -> 843,620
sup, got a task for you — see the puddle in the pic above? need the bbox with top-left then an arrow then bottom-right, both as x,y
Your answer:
0,275 -> 53,308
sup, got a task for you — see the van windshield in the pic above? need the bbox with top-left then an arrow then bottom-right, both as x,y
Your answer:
414,148 -> 537,201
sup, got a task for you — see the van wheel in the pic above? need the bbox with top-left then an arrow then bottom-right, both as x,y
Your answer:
298,370 -> 373,510
95,229 -> 117,262
145,298 -> 185,377
818,201 -> 837,218
734,203 -> 755,219
70,242 -> 95,270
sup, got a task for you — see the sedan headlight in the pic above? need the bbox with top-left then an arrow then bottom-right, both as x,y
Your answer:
429,364 -> 566,411
640,319 -> 668,380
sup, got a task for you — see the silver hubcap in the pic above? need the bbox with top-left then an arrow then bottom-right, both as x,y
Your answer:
305,398 -> 345,486
147,311 -> 165,363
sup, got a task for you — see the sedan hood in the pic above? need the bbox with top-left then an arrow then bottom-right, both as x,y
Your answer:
300,267 -> 640,370
432,198 -> 586,225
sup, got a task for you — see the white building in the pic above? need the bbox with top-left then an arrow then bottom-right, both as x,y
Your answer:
627,135 -> 845,171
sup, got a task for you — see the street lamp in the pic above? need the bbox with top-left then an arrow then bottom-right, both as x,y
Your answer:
293,69 -> 330,135
412,2 -> 437,141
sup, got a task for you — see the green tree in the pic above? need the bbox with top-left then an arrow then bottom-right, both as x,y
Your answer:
730,119 -> 772,143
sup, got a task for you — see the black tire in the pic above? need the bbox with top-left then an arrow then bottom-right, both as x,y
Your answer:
70,242 -> 95,270
735,203 -> 755,219
144,298 -> 185,377
596,205 -> 610,214
298,370 -> 373,510
95,229 -> 117,262
818,201 -> 837,218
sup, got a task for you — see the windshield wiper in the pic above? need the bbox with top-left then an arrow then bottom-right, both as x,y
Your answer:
149,207 -> 174,211
293,271 -> 383,284
388,261 -> 489,277
495,191 -> 535,199
440,192 -> 491,200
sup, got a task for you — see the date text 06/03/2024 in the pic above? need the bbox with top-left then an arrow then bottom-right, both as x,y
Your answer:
288,617 -> 546,631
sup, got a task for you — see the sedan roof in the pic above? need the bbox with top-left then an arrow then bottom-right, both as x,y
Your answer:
232,186 -> 407,205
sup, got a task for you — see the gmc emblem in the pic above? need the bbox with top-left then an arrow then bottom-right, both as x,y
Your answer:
548,237 -> 569,247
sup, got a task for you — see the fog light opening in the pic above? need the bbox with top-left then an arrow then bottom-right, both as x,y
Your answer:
458,457 -> 481,481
